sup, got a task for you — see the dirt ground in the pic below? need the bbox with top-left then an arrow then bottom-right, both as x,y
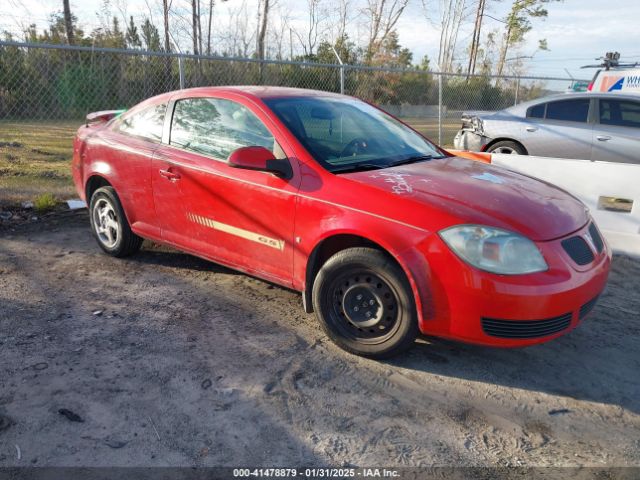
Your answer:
0,211 -> 639,469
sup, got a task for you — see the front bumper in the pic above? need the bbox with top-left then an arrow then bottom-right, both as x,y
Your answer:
418,222 -> 612,347
453,129 -> 491,152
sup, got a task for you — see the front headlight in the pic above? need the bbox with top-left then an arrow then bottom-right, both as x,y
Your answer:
439,225 -> 547,274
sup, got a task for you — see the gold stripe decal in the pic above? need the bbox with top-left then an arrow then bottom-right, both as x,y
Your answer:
187,213 -> 285,251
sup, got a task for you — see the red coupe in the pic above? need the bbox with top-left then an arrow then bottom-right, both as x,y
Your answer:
72,87 -> 611,358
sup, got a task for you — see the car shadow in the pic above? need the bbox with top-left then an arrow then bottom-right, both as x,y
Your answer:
127,244 -> 640,415
130,242 -> 239,275
388,254 -> 640,415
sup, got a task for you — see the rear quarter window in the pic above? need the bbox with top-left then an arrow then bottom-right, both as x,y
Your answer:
116,104 -> 167,142
545,99 -> 590,123
526,103 -> 545,119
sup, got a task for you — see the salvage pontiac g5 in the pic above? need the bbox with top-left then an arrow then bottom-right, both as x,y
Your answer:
72,87 -> 611,358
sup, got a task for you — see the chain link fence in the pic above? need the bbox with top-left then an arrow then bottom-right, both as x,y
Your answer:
0,40 -> 590,204
0,40 -> 588,146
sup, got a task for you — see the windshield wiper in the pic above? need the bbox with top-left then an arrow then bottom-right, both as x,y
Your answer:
331,163 -> 386,174
386,155 -> 441,168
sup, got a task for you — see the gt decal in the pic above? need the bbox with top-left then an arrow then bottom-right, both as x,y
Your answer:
187,213 -> 285,250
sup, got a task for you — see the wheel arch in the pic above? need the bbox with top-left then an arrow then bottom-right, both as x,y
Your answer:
483,137 -> 528,154
85,174 -> 113,203
302,232 -> 429,328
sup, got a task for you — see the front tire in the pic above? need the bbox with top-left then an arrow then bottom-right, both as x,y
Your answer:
312,248 -> 419,358
89,186 -> 143,257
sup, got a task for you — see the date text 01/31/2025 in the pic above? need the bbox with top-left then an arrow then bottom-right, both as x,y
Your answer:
232,468 -> 401,478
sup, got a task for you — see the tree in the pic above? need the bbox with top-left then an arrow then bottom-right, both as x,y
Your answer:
423,0 -> 469,72
191,0 -> 200,54
39,12 -> 84,45
62,0 -> 75,44
206,0 -> 214,54
257,0 -> 271,81
141,18 -> 161,51
125,15 -> 141,48
370,30 -> 412,68
495,0 -> 560,76
206,0 -> 228,55
257,0 -> 271,61
162,0 -> 171,52
297,0 -> 323,57
109,17 -> 126,48
334,0 -> 352,42
363,0 -> 409,63
90,16 -> 126,48
316,34 -> 358,65
466,0 -> 486,77
220,0 -> 255,57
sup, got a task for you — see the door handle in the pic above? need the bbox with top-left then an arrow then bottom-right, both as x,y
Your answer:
526,126 -> 538,132
596,135 -> 612,142
159,168 -> 181,180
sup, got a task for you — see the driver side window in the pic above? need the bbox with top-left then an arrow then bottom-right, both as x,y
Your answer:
170,97 -> 277,160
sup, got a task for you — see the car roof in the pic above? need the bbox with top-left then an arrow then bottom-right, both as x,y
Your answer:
172,85 -> 345,100
520,91 -> 640,106
124,86 -> 346,117
504,91 -> 640,116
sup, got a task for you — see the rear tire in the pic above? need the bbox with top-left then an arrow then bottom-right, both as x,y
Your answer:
486,140 -> 526,155
312,247 -> 419,359
89,186 -> 142,257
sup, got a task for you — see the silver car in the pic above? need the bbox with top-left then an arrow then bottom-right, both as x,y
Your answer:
453,92 -> 640,164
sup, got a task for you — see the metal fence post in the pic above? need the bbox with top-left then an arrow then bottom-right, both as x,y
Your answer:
514,77 -> 520,106
178,56 -> 185,89
438,71 -> 443,146
331,46 -> 344,95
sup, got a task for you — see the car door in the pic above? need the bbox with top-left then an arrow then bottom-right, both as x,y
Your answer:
591,98 -> 640,164
152,94 -> 300,286
523,97 -> 593,159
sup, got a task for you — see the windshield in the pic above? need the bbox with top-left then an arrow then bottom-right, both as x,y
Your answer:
262,96 -> 445,173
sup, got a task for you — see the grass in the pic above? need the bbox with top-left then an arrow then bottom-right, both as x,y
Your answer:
33,192 -> 58,213
401,117 -> 461,146
0,120 -> 79,207
0,117 -> 461,207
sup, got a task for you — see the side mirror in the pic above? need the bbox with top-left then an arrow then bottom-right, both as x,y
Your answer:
227,146 -> 292,179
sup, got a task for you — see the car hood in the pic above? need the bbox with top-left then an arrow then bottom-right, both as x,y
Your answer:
343,156 -> 589,242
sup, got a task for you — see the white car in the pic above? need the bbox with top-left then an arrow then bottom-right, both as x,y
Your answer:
453,92 -> 640,163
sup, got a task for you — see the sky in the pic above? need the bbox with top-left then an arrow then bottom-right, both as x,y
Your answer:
1,0 -> 639,79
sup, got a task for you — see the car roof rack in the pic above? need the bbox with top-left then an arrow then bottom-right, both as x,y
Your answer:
581,52 -> 640,71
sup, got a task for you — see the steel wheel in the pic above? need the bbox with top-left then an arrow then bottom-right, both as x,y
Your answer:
312,247 -> 419,358
328,270 -> 401,344
92,198 -> 120,248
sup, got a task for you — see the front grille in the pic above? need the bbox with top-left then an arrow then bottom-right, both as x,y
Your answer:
561,236 -> 595,265
588,223 -> 604,253
580,295 -> 600,319
481,313 -> 573,339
